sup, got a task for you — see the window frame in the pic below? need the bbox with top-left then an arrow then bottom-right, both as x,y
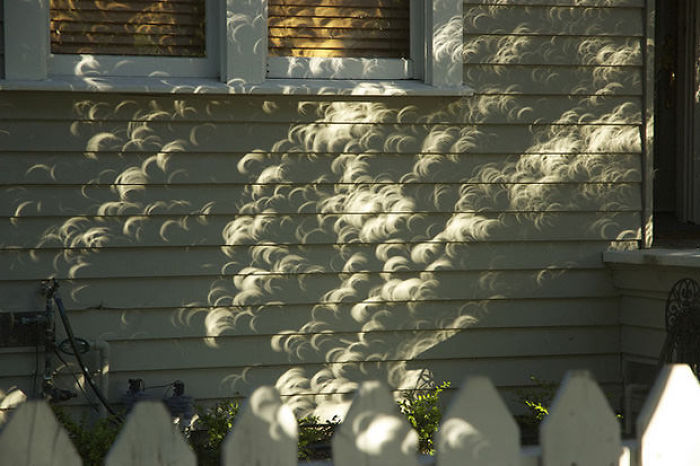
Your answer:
3,0 -> 466,94
266,0 -> 421,80
223,0 -> 463,89
48,0 -> 219,78
4,0 -> 219,79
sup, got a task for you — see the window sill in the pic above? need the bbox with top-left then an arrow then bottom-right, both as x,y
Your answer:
0,76 -> 474,97
604,249 -> 700,268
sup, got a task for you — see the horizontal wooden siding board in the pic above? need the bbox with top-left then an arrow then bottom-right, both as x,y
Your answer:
39,297 -> 620,340
0,269 -> 620,312
464,64 -> 643,95
0,152 -> 643,185
465,1 -> 643,6
0,241 -> 634,280
464,5 -> 644,37
1,211 -> 643,250
0,183 -> 643,217
464,35 -> 643,67
619,296 -> 665,329
0,354 -> 622,405
620,326 -> 665,359
0,122 -> 643,153
0,94 -> 643,125
101,327 -> 620,371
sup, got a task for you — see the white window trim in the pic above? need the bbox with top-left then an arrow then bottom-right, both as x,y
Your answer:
221,0 -> 464,88
4,0 -> 218,79
3,0 -> 470,95
48,0 -> 219,78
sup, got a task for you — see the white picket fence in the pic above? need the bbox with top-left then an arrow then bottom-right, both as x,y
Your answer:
1,365 -> 699,466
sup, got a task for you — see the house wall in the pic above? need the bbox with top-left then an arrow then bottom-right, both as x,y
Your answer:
606,253 -> 700,371
0,0 -> 647,417
603,252 -> 700,424
616,265 -> 681,364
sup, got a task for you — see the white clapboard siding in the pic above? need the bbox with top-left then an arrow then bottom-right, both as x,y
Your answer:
464,5 -> 643,37
0,0 -> 648,413
0,93 -> 643,125
609,262 -> 700,364
0,121 -> 643,154
0,151 -> 643,185
2,367 -> 700,465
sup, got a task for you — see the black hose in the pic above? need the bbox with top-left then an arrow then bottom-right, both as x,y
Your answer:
49,283 -> 120,419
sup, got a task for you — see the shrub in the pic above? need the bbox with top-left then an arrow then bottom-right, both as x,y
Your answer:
190,399 -> 240,466
397,381 -> 450,455
516,376 -> 557,426
52,381 -> 452,462
190,400 -> 340,463
297,415 -> 339,460
52,407 -> 121,466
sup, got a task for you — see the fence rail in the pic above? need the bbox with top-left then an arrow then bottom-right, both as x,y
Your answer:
1,364 -> 699,466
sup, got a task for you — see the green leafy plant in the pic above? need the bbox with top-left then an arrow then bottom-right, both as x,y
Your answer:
513,376 -> 558,445
523,398 -> 549,422
51,381 -> 453,463
517,376 -> 557,425
52,407 -> 122,466
297,415 -> 339,460
191,400 -> 340,463
397,381 -> 450,455
190,399 -> 240,466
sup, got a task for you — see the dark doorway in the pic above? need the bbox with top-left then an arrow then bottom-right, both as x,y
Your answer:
654,0 -> 700,246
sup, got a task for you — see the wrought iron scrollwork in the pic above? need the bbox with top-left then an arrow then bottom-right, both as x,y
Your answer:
660,278 -> 700,372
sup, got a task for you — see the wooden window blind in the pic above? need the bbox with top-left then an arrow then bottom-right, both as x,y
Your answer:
268,0 -> 410,58
50,0 -> 206,57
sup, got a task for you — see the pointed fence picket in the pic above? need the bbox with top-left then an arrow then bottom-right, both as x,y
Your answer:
105,401 -> 196,466
221,385 -> 297,466
1,365 -> 699,466
636,365 -> 700,466
541,370 -> 622,466
437,375 -> 518,466
0,399 -> 81,466
332,381 -> 419,466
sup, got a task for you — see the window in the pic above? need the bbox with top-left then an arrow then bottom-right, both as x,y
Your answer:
224,0 -> 463,90
50,0 -> 207,57
266,0 -> 417,80
4,0 -> 218,79
3,0 -> 466,94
